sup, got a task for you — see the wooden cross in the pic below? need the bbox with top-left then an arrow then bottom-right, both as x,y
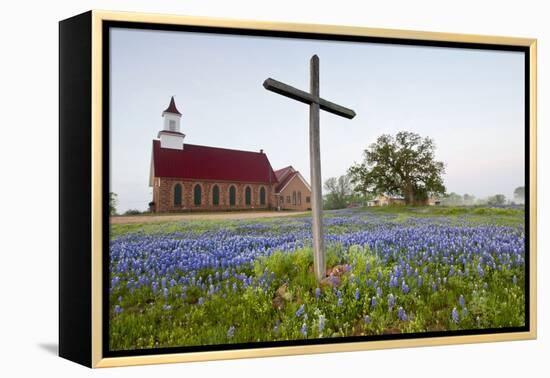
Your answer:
263,55 -> 356,282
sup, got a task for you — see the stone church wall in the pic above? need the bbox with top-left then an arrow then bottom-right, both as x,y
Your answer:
153,177 -> 277,212
277,175 -> 312,211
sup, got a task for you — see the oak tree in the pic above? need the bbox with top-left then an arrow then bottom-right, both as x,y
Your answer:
348,131 -> 446,204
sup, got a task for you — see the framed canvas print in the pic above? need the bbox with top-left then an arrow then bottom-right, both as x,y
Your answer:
59,10 -> 537,368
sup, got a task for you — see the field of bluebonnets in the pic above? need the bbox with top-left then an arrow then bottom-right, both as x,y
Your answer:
109,206 -> 525,350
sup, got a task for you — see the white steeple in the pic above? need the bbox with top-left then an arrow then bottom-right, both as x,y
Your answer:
158,96 -> 185,150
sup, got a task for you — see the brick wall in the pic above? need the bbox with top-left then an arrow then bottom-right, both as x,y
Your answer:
277,175 -> 312,211
153,177 -> 277,212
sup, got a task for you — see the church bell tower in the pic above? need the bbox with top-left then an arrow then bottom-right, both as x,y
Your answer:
158,96 -> 185,150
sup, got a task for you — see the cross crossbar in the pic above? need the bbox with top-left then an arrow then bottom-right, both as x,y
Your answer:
263,78 -> 356,119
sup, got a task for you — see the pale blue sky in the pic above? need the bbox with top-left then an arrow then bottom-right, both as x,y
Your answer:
110,28 -> 525,212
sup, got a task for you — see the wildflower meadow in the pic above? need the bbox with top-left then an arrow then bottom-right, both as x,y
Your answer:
109,206 -> 525,350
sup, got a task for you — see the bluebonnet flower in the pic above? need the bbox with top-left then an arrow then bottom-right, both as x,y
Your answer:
463,307 -> 468,317
477,265 -> 484,278
207,284 -> 215,296
227,326 -> 235,338
337,297 -> 343,307
432,282 -> 437,292
452,307 -> 459,323
355,288 -> 360,301
512,275 -> 518,285
401,280 -> 409,294
388,294 -> 395,311
376,286 -> 382,297
197,297 -> 205,305
397,307 -> 407,321
315,287 -> 321,300
163,304 -> 172,311
318,315 -> 325,335
371,296 -> 377,309
295,304 -> 305,317
301,322 -> 308,337
114,305 -> 123,315
417,275 -> 423,287
222,270 -> 229,280
459,295 -> 465,308
364,315 -> 371,324
365,262 -> 370,273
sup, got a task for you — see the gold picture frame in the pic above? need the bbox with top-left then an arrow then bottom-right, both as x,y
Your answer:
59,10 -> 537,368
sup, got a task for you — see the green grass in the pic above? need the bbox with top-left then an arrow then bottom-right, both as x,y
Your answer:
111,206 -> 525,238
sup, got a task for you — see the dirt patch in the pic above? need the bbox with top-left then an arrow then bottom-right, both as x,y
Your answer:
111,210 -> 309,225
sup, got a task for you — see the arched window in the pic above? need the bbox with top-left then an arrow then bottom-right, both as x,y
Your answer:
298,191 -> 302,205
194,184 -> 202,206
174,183 -> 182,206
292,191 -> 297,205
212,185 -> 220,206
245,187 -> 252,206
229,186 -> 236,206
260,187 -> 266,205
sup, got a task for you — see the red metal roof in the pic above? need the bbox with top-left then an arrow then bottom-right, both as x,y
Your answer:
274,166 -> 293,182
152,140 -> 278,184
163,96 -> 182,115
275,171 -> 298,192
273,166 -> 311,193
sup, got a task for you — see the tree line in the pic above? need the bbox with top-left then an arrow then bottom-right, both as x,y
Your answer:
323,131 -> 524,210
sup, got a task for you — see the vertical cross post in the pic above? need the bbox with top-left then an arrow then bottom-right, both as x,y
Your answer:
263,55 -> 356,282
309,56 -> 325,282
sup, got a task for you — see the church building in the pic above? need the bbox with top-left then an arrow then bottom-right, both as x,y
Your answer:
149,97 -> 312,213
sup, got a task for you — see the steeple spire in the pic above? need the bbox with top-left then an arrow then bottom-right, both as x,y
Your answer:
163,96 -> 182,116
159,96 -> 185,150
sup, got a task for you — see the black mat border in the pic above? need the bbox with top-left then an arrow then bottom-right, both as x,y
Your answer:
101,20 -> 531,358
